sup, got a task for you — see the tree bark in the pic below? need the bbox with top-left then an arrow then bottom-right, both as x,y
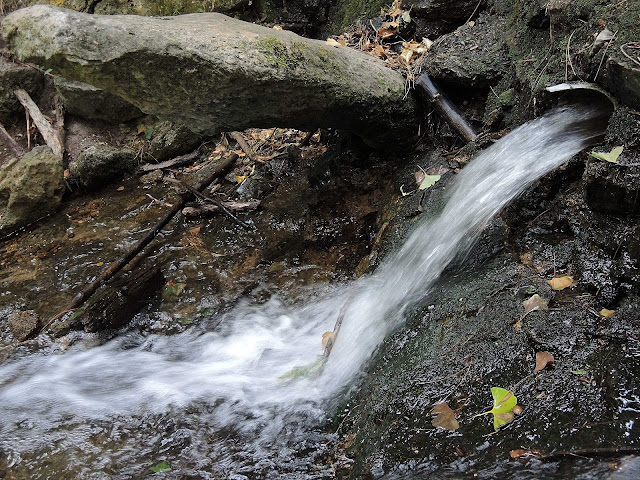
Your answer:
1,5 -> 420,149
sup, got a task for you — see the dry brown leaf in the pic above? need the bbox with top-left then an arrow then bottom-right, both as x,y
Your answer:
414,170 -> 425,186
547,275 -> 575,290
522,294 -> 548,315
326,38 -> 341,47
509,449 -> 542,459
514,319 -> 523,332
377,28 -> 396,39
373,44 -> 387,58
520,253 -> 533,265
534,351 -> 554,372
322,331 -> 337,353
600,308 -> 615,318
426,166 -> 452,176
430,402 -> 460,431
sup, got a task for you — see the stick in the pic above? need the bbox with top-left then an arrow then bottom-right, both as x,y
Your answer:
0,122 -> 25,157
42,153 -> 238,333
298,129 -> 317,147
540,446 -> 640,461
165,177 -> 253,230
182,200 -> 260,217
139,149 -> 200,172
414,74 -> 478,143
229,131 -> 261,163
14,89 -> 64,157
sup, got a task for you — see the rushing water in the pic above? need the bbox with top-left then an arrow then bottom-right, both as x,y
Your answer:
0,105 -> 606,476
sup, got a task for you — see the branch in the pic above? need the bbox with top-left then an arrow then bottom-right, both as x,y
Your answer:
14,88 -> 64,157
0,122 -> 25,157
42,153 -> 238,334
229,131 -> 261,163
415,74 -> 478,143
182,200 -> 260,217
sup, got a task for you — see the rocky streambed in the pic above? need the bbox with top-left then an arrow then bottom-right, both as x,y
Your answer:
1,1 -> 640,479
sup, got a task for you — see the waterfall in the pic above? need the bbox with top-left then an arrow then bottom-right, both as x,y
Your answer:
0,105 -> 606,473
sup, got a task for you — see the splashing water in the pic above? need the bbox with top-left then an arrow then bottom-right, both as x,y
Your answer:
0,105 -> 606,469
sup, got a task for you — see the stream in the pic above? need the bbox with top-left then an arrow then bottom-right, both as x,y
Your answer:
0,105 -> 607,478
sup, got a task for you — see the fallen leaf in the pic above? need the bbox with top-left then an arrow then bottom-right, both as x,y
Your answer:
426,166 -> 452,176
137,124 -> 146,134
547,275 -> 575,290
523,294 -> 548,316
509,449 -> 542,459
279,355 -> 326,380
430,403 -> 460,431
474,387 -> 518,431
373,44 -> 387,58
189,225 -> 202,235
514,320 -> 523,332
235,175 -> 248,184
600,308 -> 615,318
401,11 -> 411,23
322,331 -> 337,353
594,28 -> 615,46
520,253 -> 533,265
418,174 -> 441,191
326,38 -> 341,47
150,461 -> 171,473
63,169 -> 70,179
377,28 -> 396,39
272,25 -> 283,30
534,351 -> 555,372
162,282 -> 186,302
96,261 -> 104,267
400,48 -> 413,64
117,186 -> 125,191
590,146 -> 623,163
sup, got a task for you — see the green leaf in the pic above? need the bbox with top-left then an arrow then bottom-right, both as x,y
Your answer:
150,461 -> 170,473
145,127 -> 154,140
571,369 -> 588,375
590,146 -> 623,163
418,174 -> 441,190
474,387 -> 518,431
44,68 -> 53,75
279,356 -> 326,380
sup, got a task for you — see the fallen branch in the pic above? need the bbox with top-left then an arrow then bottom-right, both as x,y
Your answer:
414,74 -> 478,143
229,131 -> 261,163
165,176 -> 253,230
298,129 -> 317,147
0,122 -> 25,157
182,200 -> 260,217
14,88 -> 64,157
139,149 -> 201,172
42,153 -> 238,335
540,446 -> 640,461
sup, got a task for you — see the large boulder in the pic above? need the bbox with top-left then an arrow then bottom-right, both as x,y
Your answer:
55,77 -> 143,123
0,146 -> 64,233
1,5 -> 419,148
36,0 -> 248,15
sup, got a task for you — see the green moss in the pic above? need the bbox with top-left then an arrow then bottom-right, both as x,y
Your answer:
258,35 -> 296,68
326,0 -> 386,34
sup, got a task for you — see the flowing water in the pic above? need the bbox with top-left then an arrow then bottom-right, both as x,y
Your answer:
0,105 -> 607,477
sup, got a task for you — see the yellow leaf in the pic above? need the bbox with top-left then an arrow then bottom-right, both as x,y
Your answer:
522,294 -> 548,315
400,48 -> 414,64
235,175 -> 247,184
96,262 -> 104,267
117,186 -> 125,191
326,38 -> 341,47
514,320 -> 523,332
590,146 -> 623,163
136,124 -> 146,134
600,308 -> 615,318
547,275 -> 575,290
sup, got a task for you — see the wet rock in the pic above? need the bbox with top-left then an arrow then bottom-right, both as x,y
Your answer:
0,56 -> 43,124
7,310 -> 40,341
607,51 -> 640,111
0,146 -> 64,233
55,77 -> 143,123
421,14 -> 509,88
1,5 -> 418,149
405,0 -> 482,38
69,144 -> 137,190
583,156 -> 640,216
148,121 -> 203,162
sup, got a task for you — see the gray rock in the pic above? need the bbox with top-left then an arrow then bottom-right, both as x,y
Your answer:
607,51 -> 640,111
148,121 -> 203,161
70,145 -> 137,190
8,310 -> 40,341
0,146 -> 64,233
55,76 -> 143,123
422,14 -> 510,88
1,5 -> 418,149
0,56 -> 44,124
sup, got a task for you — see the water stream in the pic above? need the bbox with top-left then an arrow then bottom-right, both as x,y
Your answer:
0,105 -> 606,476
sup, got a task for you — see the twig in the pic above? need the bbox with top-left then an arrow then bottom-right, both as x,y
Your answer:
40,153 -> 238,334
139,149 -> 200,172
565,29 -> 579,81
0,122 -> 25,157
298,129 -> 317,147
165,176 -> 253,230
229,131 -> 262,164
14,89 -> 64,157
540,446 -> 640,461
323,293 -> 355,357
594,31 -> 617,81
182,200 -> 260,217
620,42 -> 640,67
464,0 -> 483,25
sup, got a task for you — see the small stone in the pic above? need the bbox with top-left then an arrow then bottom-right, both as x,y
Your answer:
8,310 -> 40,341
